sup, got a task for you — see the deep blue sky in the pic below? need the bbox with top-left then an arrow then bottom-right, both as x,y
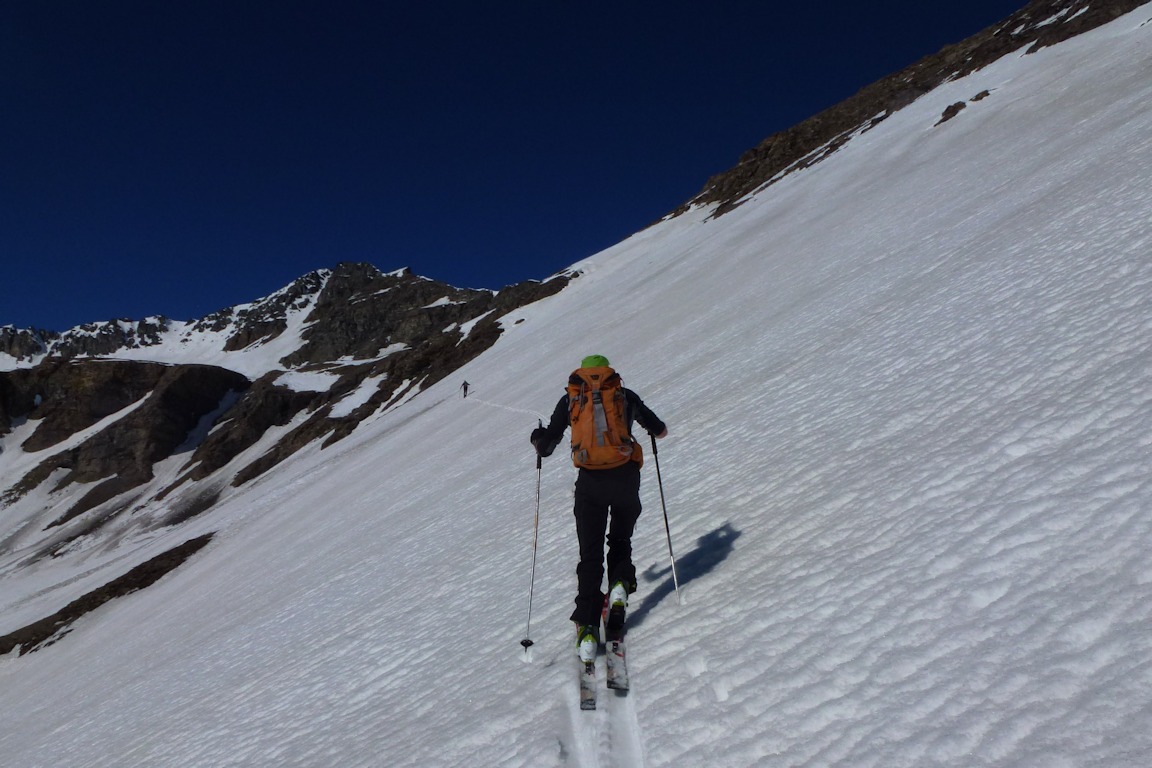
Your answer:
2,1 -> 1026,331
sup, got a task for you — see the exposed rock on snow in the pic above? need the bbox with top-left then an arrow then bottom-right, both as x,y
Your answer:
0,326 -> 54,363
0,533 -> 214,656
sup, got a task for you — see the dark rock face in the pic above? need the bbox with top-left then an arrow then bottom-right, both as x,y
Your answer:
13,359 -> 173,452
58,363 -> 249,484
165,374 -> 319,491
678,0 -> 1149,217
0,360 -> 250,524
0,369 -> 37,435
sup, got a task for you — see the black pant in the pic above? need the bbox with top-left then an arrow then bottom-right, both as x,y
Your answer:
570,462 -> 642,626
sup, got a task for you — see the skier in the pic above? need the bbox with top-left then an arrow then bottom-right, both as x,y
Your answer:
530,354 -> 667,664
461,380 -> 470,398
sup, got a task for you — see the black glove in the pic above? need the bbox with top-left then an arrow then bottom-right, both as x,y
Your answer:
530,427 -> 557,458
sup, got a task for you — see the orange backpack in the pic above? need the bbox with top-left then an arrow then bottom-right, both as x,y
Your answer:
567,366 -> 643,470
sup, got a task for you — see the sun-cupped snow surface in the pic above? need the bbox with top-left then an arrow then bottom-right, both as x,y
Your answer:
3,6 -> 1152,767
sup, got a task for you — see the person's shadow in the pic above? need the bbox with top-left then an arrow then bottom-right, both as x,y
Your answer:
626,522 -> 741,630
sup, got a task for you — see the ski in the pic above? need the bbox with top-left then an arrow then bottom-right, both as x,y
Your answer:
579,659 -> 597,710
605,637 -> 629,691
604,596 -> 629,692
577,588 -> 629,709
577,624 -> 599,710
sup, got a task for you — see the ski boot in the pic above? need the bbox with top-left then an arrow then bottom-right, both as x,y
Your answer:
576,623 -> 599,664
605,580 -> 628,642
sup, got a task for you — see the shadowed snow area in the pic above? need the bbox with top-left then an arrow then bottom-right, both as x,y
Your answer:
2,6 -> 1152,767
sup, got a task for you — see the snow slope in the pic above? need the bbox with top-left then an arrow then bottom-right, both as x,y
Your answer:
3,6 -> 1152,766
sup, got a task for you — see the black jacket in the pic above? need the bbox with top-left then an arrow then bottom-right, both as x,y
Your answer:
532,387 -> 665,459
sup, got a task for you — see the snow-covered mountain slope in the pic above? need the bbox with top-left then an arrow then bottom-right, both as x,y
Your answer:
0,264 -> 542,377
2,5 -> 1152,767
0,264 -> 567,580
0,268 -> 334,374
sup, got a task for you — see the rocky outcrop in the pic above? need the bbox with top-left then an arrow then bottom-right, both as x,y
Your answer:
164,374 -> 320,491
7,359 -> 172,451
678,0 -> 1150,217
50,318 -> 171,359
0,369 -> 36,435
0,360 -> 250,524
195,269 -> 328,351
221,267 -> 571,486
279,263 -> 495,367
0,326 -> 56,362
295,265 -> 571,385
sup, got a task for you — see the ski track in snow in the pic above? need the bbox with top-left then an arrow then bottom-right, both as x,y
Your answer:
2,7 -> 1152,768
558,660 -> 645,768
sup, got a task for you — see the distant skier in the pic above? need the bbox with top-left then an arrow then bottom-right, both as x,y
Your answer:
461,380 -> 470,398
530,354 -> 667,663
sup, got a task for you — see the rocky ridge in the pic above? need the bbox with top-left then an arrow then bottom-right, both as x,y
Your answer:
675,0 -> 1149,217
0,326 -> 55,361
0,262 -> 569,574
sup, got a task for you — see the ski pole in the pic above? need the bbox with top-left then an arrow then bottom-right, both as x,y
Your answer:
521,421 -> 543,651
651,433 -> 682,605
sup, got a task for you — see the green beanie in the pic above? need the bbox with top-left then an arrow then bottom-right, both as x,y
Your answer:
581,354 -> 610,368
